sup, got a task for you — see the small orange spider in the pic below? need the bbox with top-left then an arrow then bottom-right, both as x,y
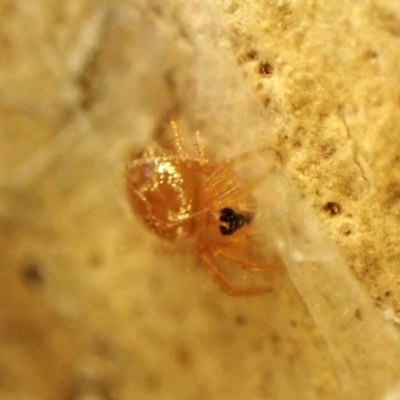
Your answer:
126,118 -> 281,295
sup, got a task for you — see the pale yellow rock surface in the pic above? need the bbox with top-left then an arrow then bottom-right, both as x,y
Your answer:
1,1 -> 400,399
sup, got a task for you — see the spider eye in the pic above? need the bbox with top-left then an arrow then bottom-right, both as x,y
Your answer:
220,207 -> 235,223
219,208 -> 247,236
219,225 -> 234,235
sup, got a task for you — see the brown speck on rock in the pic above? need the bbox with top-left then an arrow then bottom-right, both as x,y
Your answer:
365,50 -> 378,59
235,314 -> 248,326
173,345 -> 192,368
323,202 -> 341,215
246,50 -> 258,60
89,252 -> 103,267
21,262 -> 43,285
270,331 -> 280,343
339,223 -> 352,236
259,61 -> 273,75
354,308 -> 363,321
263,97 -> 271,108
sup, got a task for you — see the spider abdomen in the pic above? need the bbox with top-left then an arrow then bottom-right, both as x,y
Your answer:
126,150 -> 201,241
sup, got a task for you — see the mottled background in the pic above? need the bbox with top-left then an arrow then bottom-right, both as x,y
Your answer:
1,1 -> 400,399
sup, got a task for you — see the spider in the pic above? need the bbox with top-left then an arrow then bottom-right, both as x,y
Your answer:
126,118 -> 281,295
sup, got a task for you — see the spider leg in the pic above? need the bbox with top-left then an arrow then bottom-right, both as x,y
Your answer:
169,119 -> 186,155
158,241 -> 193,255
169,120 -> 208,165
201,254 -> 267,296
212,249 -> 281,272
194,129 -> 209,164
206,145 -> 282,206
204,160 -> 266,209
